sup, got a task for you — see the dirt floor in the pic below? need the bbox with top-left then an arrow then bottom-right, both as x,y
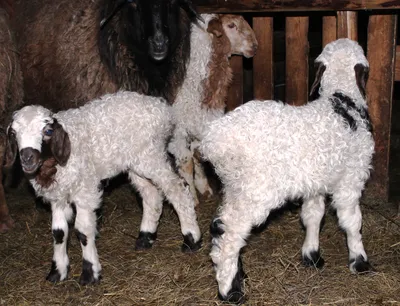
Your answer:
0,169 -> 400,306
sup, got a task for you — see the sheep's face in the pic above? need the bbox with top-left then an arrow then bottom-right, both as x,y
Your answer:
4,106 -> 70,176
220,15 -> 258,58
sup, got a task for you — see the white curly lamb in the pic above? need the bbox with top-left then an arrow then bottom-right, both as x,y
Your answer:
200,38 -> 374,303
168,14 -> 258,206
4,91 -> 201,285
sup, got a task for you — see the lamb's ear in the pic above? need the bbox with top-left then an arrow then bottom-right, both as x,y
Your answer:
354,63 -> 369,99
309,61 -> 326,98
207,18 -> 223,38
3,126 -> 18,168
50,119 -> 71,166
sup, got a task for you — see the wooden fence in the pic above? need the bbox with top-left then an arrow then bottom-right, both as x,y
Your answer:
194,0 -> 400,202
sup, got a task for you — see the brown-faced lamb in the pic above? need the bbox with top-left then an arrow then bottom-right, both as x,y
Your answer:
168,14 -> 258,206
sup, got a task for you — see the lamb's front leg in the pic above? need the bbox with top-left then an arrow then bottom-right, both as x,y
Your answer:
47,202 -> 74,282
191,141 -> 214,199
73,191 -> 102,285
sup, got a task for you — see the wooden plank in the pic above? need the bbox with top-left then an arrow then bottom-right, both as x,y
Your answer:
253,16 -> 274,100
285,16 -> 309,105
337,11 -> 358,40
226,56 -> 243,111
193,0 -> 400,13
322,15 -> 337,47
365,14 -> 397,201
395,46 -> 400,81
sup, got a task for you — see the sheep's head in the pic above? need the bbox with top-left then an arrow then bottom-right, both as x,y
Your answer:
310,38 -> 369,100
4,106 -> 70,177
207,14 -> 258,58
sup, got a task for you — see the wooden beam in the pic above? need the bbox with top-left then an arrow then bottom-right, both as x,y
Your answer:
253,17 -> 274,100
226,56 -> 243,111
395,46 -> 400,81
285,16 -> 309,105
322,15 -> 337,47
337,11 -> 358,40
365,14 -> 397,201
193,0 -> 400,13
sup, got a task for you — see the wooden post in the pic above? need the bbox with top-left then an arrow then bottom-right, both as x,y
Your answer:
285,16 -> 309,105
337,11 -> 358,40
322,15 -> 337,47
365,14 -> 397,201
226,56 -> 243,111
253,16 -> 274,100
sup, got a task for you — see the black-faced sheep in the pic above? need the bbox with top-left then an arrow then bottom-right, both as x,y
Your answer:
168,14 -> 258,206
0,1 -> 24,232
200,38 -> 374,303
4,91 -> 202,284
13,0 -> 200,109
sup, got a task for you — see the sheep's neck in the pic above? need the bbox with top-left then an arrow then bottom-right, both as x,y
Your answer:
200,34 -> 233,110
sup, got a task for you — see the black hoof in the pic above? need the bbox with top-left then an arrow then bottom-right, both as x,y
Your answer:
79,259 -> 100,285
46,261 -> 62,283
210,217 -> 225,238
218,256 -> 246,304
350,255 -> 374,273
303,250 -> 325,269
218,290 -> 246,304
181,233 -> 202,253
135,231 -> 157,250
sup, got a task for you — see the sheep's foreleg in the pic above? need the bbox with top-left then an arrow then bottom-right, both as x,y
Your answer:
129,172 -> 163,250
74,193 -> 102,285
301,194 -> 325,269
47,202 -> 74,282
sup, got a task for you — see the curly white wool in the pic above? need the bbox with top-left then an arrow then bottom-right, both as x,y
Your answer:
200,38 -> 374,303
10,91 -> 201,284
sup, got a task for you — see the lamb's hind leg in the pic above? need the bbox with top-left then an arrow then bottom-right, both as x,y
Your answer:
301,194 -> 325,268
191,141 -> 213,198
47,201 -> 74,282
73,190 -> 102,285
135,155 -> 202,252
332,187 -> 373,273
129,172 -> 163,250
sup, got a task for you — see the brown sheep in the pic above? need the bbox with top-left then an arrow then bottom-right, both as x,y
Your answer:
0,0 -> 24,232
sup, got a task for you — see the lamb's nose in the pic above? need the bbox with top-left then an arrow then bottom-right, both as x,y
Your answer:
20,148 -> 35,165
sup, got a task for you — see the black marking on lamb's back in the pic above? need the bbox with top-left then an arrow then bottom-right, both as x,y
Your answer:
330,93 -> 357,131
52,229 -> 64,244
76,230 -> 88,246
331,92 -> 372,132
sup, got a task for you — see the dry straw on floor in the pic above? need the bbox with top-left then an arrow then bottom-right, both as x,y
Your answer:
1,176 -> 399,305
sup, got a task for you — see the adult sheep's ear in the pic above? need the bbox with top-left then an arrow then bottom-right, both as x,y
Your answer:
207,18 -> 223,38
3,126 -> 18,168
309,61 -> 326,98
354,63 -> 369,99
50,119 -> 71,166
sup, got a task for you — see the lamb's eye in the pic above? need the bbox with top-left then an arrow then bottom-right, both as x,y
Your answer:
44,129 -> 53,136
228,23 -> 235,29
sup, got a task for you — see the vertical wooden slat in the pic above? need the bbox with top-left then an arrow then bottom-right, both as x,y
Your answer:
253,16 -> 274,100
337,11 -> 358,40
285,16 -> 309,105
226,56 -> 243,111
365,14 -> 397,201
395,45 -> 400,81
323,15 -> 337,47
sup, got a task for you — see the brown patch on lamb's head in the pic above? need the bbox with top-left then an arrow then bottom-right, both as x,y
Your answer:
201,15 -> 257,110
